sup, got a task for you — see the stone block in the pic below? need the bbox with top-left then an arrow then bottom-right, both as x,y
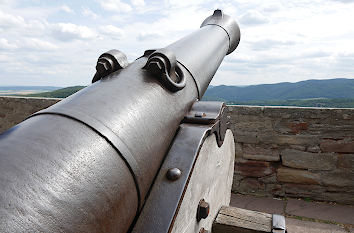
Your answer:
263,106 -> 330,119
281,184 -> 354,203
288,121 -> 309,134
228,105 -> 264,116
281,183 -> 354,203
238,178 -> 264,194
319,192 -> 354,205
235,142 -> 243,159
320,138 -> 354,153
259,174 -> 277,184
258,134 -> 319,146
232,174 -> 243,191
307,145 -> 320,153
320,170 -> 354,187
234,116 -> 273,131
235,160 -> 275,178
277,167 -> 321,185
234,132 -> 259,144
338,154 -> 354,169
342,113 -> 351,120
324,186 -> 353,194
310,124 -> 354,138
232,180 -> 240,191
265,183 -> 283,196
289,144 -> 306,151
242,143 -> 280,161
281,149 -> 337,170
283,183 -> 325,196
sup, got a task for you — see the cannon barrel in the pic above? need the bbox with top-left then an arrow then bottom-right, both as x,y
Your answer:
0,10 -> 240,233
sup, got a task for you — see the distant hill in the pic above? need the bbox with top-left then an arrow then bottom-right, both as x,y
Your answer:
6,78 -> 354,108
23,86 -> 86,98
221,98 -> 354,108
204,78 -> 354,101
0,86 -> 60,91
0,86 -> 61,96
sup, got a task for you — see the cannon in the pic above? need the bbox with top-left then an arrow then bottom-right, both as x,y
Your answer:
0,10 -> 240,233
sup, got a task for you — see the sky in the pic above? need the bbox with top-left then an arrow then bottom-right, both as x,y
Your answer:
0,0 -> 354,87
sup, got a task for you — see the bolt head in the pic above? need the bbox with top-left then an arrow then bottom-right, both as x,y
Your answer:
166,168 -> 182,181
197,199 -> 210,221
199,228 -> 208,233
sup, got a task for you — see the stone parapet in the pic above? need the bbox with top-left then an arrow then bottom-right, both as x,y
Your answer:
228,105 -> 354,204
0,96 -> 60,133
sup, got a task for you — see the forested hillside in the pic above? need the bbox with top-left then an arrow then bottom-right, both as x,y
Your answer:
204,79 -> 354,101
8,78 -> 354,108
23,86 -> 86,98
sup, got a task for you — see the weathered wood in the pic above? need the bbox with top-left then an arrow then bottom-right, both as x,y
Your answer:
212,206 -> 272,233
170,130 -> 235,233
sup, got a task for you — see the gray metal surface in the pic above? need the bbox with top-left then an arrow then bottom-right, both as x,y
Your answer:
143,48 -> 186,92
272,214 -> 286,233
131,124 -> 215,233
0,115 -> 138,232
183,101 -> 228,147
0,9 -> 240,233
201,9 -> 241,55
131,101 -> 228,233
167,10 -> 240,97
92,49 -> 129,83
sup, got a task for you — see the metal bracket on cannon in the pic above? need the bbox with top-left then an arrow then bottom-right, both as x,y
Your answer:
183,101 -> 229,147
143,48 -> 186,92
132,101 -> 234,233
92,49 -> 129,83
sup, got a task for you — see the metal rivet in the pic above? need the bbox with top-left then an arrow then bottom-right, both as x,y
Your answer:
197,199 -> 210,221
166,168 -> 182,181
199,228 -> 208,233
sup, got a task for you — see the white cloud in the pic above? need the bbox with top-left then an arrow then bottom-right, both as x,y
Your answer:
262,3 -> 283,12
0,10 -> 25,29
131,0 -> 145,7
331,0 -> 354,3
239,10 -> 269,25
0,38 -> 17,49
22,38 -> 58,50
81,7 -> 98,19
137,31 -> 163,41
98,0 -> 132,12
164,0 -> 212,9
60,5 -> 74,14
51,23 -> 98,41
100,25 -> 124,38
250,39 -> 297,51
1,0 -> 354,87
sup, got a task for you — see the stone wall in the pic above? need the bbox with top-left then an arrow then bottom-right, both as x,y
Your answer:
0,97 -> 353,204
228,105 -> 354,204
0,96 -> 60,133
